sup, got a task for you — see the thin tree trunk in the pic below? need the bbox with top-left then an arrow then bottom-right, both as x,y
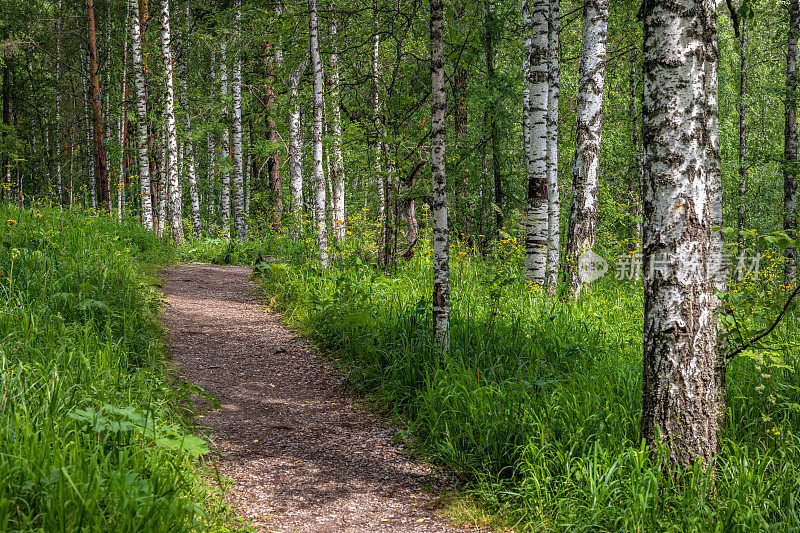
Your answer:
563,0 -> 608,298
231,0 -> 246,239
118,7 -> 129,222
208,131 -> 216,217
2,42 -> 9,204
288,59 -> 307,219
130,0 -> 152,229
265,10 -> 283,227
373,0 -> 384,221
220,43 -> 231,240
309,0 -> 328,267
545,0 -> 560,294
86,0 -> 111,214
330,15 -> 346,242
430,0 -> 450,351
55,0 -> 63,205
786,0 -> 799,284
737,23 -> 748,268
485,1 -> 503,235
640,0 -> 721,468
160,0 -> 183,244
82,63 -> 96,211
523,0 -> 549,284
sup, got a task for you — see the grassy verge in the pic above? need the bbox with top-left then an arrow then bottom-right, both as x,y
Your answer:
195,225 -> 800,532
0,207 -> 235,531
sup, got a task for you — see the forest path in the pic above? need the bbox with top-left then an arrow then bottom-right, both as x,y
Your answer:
161,263 -> 477,533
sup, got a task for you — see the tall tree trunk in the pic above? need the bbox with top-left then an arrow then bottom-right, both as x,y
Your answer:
288,59 -> 307,218
130,0 -> 152,229
86,0 -> 111,214
160,0 -> 183,244
82,62 -> 96,211
309,0 -> 328,267
485,1 -> 503,235
330,15 -> 346,243
231,0 -> 246,239
737,23 -> 748,268
180,0 -> 201,238
523,0 -> 549,284
545,0 -> 560,294
430,0 -> 450,351
118,6 -> 129,222
786,0 -> 799,284
640,0 -> 721,468
220,43 -> 231,240
55,0 -> 63,205
563,0 -> 608,298
373,0 -> 385,221
264,11 -> 283,227
207,131 -> 216,217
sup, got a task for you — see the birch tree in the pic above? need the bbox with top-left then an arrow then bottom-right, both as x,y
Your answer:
288,58 -> 308,218
563,0 -> 609,298
220,43 -> 231,240
786,0 -> 799,283
431,0 -> 450,350
523,0 -> 549,284
640,0 -> 722,467
330,15 -> 346,243
160,0 -> 183,245
545,0 -> 560,294
129,0 -> 152,229
309,0 -> 328,267
231,0 -> 246,240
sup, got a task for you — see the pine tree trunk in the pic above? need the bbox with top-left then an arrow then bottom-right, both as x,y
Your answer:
430,0 -> 450,351
786,0 -> 799,284
86,0 -> 111,214
563,0 -> 608,298
231,0 -> 246,239
545,0 -> 560,295
160,0 -> 183,244
309,0 -> 328,267
330,16 -> 346,243
220,43 -> 231,240
523,0 -> 549,284
130,0 -> 152,229
640,0 -> 721,468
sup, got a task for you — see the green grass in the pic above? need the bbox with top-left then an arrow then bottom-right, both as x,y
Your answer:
0,206 -> 235,532
210,225 -> 800,532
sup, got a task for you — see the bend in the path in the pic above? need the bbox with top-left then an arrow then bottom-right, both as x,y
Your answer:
162,263 -> 483,533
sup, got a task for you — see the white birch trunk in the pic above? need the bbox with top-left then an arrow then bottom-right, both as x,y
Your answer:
523,0 -> 549,284
430,0 -> 450,351
786,0 -> 799,283
117,5 -> 129,223
231,0 -> 247,239
564,0 -> 608,298
309,0 -> 328,267
545,0 -> 560,294
220,43 -> 231,240
161,0 -> 183,245
330,16 -> 346,242
288,59 -> 308,218
640,0 -> 721,467
208,131 -> 216,217
129,0 -> 152,229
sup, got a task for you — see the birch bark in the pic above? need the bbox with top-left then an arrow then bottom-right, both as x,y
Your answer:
160,0 -> 183,244
640,0 -> 722,467
523,0 -> 549,284
545,0 -> 560,294
309,0 -> 328,267
231,0 -> 247,240
330,16 -> 346,242
220,43 -> 231,240
129,0 -> 152,229
430,0 -> 450,351
563,0 -> 608,298
786,0 -> 799,283
288,59 -> 308,217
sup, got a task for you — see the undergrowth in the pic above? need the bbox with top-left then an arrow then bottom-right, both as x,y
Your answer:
0,206 -> 235,531
181,221 -> 800,532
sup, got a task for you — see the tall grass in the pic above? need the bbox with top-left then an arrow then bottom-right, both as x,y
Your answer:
0,207 -> 232,531
242,227 -> 800,532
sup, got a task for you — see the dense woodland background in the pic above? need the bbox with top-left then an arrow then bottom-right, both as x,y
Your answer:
2,0 -> 800,530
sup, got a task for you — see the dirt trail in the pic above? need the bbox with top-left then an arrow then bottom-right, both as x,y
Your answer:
161,263 -> 478,532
